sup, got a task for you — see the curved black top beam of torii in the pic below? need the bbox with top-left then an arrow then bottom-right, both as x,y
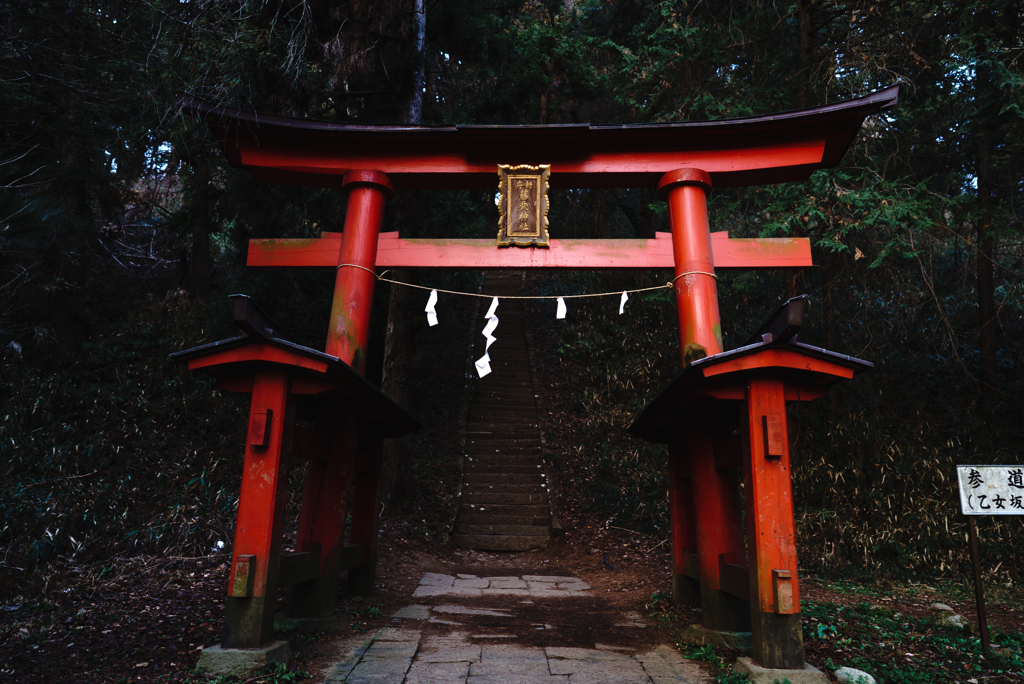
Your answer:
179,85 -> 899,191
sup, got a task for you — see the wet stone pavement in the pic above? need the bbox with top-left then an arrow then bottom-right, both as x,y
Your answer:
319,573 -> 710,684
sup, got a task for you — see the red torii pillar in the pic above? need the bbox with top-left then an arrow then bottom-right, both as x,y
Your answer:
659,169 -> 750,635
288,170 -> 393,616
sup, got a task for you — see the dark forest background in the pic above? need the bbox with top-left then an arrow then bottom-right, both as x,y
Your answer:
1,0 -> 1022,585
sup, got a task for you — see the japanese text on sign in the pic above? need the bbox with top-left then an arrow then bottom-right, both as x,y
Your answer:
957,465 -> 1024,516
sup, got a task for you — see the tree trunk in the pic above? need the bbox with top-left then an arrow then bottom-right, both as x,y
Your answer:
380,0 -> 427,516
404,0 -> 427,125
976,113 -> 997,388
796,0 -> 815,108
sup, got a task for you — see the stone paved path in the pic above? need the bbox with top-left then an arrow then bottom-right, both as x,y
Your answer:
320,573 -> 710,683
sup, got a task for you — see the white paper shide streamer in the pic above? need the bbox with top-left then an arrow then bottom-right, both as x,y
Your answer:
619,291 -> 629,315
556,297 -> 567,319
425,289 -> 439,327
474,297 -> 500,378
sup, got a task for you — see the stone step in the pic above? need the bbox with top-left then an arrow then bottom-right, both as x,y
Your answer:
465,460 -> 544,471
450,533 -> 549,552
466,429 -> 541,437
466,419 -> 540,430
471,351 -> 531,358
466,437 -> 542,448
465,422 -> 539,432
464,482 -> 546,493
470,384 -> 534,392
472,386 -> 535,394
468,397 -> 536,409
466,412 -> 535,421
465,433 -> 542,443
458,503 -> 550,516
464,463 -> 544,474
465,458 -> 544,469
462,491 -> 549,505
466,445 -> 542,455
475,359 -> 531,367
466,436 -> 542,445
471,377 -> 533,385
454,523 -> 550,536
465,422 -> 538,431
466,407 -> 535,415
473,339 -> 529,345
464,472 -> 544,485
471,401 -> 537,410
471,387 -> 536,396
465,412 -> 538,421
456,512 -> 551,526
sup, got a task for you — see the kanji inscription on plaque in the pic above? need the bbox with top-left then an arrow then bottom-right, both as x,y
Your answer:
497,164 -> 550,247
957,465 -> 1024,515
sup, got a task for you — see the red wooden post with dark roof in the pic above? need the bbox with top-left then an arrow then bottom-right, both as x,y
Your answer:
630,298 -> 873,667
172,297 -> 419,651
182,86 -> 896,672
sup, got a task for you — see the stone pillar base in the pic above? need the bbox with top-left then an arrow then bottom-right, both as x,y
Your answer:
733,656 -> 828,684
274,613 -> 351,633
197,640 -> 291,677
681,624 -> 751,650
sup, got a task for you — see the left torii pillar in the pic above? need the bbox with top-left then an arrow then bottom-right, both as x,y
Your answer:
287,170 -> 394,617
659,169 -> 749,637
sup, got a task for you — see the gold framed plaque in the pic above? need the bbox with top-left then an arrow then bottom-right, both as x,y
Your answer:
497,164 -> 550,247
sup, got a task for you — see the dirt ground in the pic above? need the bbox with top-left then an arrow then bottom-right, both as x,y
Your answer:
1,514 -> 1022,683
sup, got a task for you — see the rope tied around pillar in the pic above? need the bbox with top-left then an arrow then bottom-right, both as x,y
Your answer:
336,263 -> 380,277
672,271 -> 718,283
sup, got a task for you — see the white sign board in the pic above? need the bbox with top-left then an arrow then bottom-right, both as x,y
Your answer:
957,465 -> 1024,515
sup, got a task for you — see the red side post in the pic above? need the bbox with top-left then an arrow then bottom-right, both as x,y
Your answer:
659,168 -> 747,634
224,369 -> 294,648
743,376 -> 804,669
688,428 -> 750,632
287,414 -> 358,616
347,434 -> 383,596
668,439 -> 699,607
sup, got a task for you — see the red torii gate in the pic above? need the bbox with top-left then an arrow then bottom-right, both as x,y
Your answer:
182,84 -> 897,675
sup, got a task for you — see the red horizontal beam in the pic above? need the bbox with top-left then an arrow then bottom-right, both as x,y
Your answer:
240,140 -> 826,191
247,232 -> 812,270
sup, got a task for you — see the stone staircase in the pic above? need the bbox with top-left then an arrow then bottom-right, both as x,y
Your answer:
451,271 -> 551,551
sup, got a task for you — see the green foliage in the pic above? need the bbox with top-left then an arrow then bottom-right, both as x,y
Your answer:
802,600 -> 1024,682
189,662 -> 311,684
345,603 -> 385,633
529,270 -> 680,532
681,642 -> 721,665
1,297 -> 248,566
714,672 -> 750,684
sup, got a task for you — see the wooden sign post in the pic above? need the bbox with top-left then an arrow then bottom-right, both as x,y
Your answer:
956,465 -> 1024,653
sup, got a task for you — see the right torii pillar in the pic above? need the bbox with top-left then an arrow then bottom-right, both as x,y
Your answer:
654,168 -> 872,671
